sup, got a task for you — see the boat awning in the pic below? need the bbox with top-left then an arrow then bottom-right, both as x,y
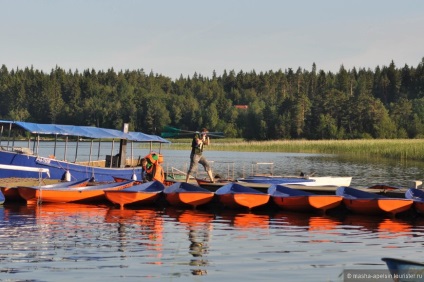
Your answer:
127,132 -> 170,143
0,120 -> 170,143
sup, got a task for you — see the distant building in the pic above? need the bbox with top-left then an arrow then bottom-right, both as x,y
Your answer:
234,105 -> 248,109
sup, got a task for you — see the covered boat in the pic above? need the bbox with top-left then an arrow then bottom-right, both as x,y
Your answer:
268,184 -> 342,213
405,188 -> 424,214
215,182 -> 270,210
163,182 -> 214,208
18,180 -> 134,204
104,180 -> 165,209
336,186 -> 413,216
0,120 -> 169,182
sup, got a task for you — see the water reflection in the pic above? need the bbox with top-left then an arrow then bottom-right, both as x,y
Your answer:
105,208 -> 164,264
34,203 -> 108,222
271,211 -> 342,232
165,208 -> 213,276
411,217 -> 424,232
217,210 -> 270,230
0,203 -> 37,227
342,214 -> 413,239
32,204 -> 164,265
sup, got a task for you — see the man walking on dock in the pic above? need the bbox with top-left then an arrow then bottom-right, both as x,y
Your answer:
185,128 -> 214,183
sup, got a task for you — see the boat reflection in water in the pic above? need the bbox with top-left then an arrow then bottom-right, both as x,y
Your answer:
342,214 -> 413,239
1,203 -> 37,226
33,203 -> 108,224
270,211 -> 342,243
217,210 -> 270,230
166,208 -> 213,276
105,208 -> 164,264
31,204 -> 164,266
271,211 -> 342,231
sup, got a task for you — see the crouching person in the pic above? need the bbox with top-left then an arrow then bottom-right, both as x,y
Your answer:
145,153 -> 165,184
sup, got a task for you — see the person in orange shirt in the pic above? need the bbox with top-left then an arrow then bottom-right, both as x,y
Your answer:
145,153 -> 165,183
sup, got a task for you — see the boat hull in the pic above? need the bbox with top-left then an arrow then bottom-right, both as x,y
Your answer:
405,188 -> 424,215
413,202 -> 424,214
163,182 -> 214,208
216,183 -> 270,210
165,192 -> 214,208
272,195 -> 342,212
337,186 -> 413,216
343,198 -> 413,216
0,150 -> 142,182
218,193 -> 270,209
382,257 -> 424,280
1,187 -> 23,202
18,181 -> 134,204
104,181 -> 165,209
105,191 -> 160,209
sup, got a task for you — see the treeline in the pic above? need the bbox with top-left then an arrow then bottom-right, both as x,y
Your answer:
0,58 -> 424,140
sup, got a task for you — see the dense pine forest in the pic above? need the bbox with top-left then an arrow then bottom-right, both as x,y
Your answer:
1,58 -> 424,140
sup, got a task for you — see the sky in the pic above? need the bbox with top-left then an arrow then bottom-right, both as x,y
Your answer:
1,0 -> 423,80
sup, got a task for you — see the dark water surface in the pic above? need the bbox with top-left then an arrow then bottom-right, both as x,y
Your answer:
2,145 -> 424,281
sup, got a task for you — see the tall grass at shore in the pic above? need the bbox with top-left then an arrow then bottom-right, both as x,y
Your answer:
163,139 -> 424,162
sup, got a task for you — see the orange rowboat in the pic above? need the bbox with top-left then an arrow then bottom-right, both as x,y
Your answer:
1,187 -> 23,202
215,182 -> 270,210
163,182 -> 214,208
268,184 -> 342,213
15,178 -> 91,204
1,179 -> 87,202
18,180 -> 134,204
336,186 -> 413,216
104,181 -> 165,209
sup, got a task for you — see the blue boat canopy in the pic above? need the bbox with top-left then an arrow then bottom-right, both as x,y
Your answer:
0,120 -> 170,143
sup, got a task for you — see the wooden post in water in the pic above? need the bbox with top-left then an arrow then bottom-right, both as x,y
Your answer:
118,123 -> 129,168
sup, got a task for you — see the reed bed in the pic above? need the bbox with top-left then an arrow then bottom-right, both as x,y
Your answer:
163,139 -> 424,162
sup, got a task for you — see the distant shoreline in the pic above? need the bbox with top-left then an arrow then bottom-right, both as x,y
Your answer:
164,138 -> 424,162
5,138 -> 424,162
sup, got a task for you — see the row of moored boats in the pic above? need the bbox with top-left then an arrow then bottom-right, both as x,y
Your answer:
1,178 -> 424,216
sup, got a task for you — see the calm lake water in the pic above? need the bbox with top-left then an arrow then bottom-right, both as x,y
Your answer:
2,142 -> 424,281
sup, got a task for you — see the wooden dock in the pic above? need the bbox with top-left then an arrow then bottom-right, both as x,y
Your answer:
0,177 -> 61,188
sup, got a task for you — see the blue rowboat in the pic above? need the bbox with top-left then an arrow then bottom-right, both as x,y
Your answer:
382,257 -> 424,281
405,188 -> 424,214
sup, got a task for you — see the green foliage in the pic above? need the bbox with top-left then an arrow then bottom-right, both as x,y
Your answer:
1,58 -> 424,140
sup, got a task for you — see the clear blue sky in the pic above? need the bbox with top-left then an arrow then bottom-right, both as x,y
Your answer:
1,0 -> 423,79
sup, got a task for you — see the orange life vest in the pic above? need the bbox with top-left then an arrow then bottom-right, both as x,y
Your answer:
144,153 -> 164,183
